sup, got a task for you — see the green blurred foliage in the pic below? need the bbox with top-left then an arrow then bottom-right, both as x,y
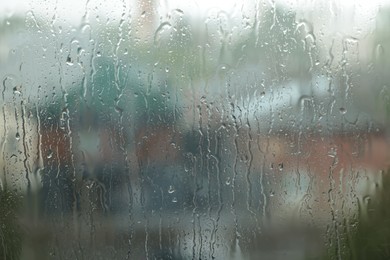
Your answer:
0,189 -> 23,260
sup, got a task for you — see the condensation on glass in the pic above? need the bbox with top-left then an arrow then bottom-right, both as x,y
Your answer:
1,0 -> 390,259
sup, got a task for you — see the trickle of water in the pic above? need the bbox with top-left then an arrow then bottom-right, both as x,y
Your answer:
375,44 -> 385,62
154,21 -> 173,44
3,74 -> 20,94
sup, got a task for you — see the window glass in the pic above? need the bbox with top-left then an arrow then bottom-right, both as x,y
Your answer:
1,0 -> 390,259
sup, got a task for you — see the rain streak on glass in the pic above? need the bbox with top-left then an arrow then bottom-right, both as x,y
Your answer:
0,0 -> 390,259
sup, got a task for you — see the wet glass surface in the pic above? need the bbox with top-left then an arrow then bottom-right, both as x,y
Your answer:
1,0 -> 390,259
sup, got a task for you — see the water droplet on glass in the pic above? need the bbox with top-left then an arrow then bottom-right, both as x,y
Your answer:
328,147 -> 337,158
225,177 -> 231,185
363,195 -> 371,204
13,86 -> 21,95
47,150 -> 53,159
339,107 -> 347,114
15,132 -> 20,141
278,163 -> 283,171
168,185 -> 175,194
66,55 -> 73,66
77,47 -> 84,55
172,197 -> 178,203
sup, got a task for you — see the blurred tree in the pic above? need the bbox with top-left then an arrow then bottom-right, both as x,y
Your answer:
0,189 -> 23,260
